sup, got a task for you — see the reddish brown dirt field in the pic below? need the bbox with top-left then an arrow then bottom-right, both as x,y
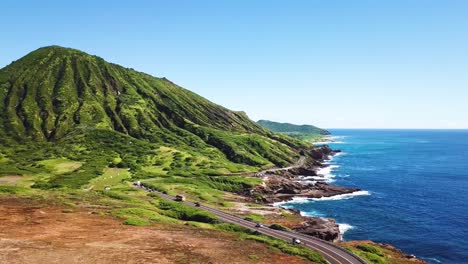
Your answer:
0,197 -> 313,264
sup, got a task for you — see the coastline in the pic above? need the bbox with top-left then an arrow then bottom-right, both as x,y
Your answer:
244,144 -> 362,243
270,150 -> 370,238
246,134 -> 427,263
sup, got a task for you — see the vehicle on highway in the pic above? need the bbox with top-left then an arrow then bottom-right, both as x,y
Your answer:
255,223 -> 262,228
134,183 -> 366,264
194,202 -> 201,207
292,237 -> 302,245
174,195 -> 185,201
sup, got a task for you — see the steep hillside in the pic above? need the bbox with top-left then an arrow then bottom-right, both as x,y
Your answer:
1,47 -> 265,140
257,120 -> 329,142
0,46 -> 309,189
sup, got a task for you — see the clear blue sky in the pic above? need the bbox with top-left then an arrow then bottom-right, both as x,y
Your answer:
1,0 -> 467,128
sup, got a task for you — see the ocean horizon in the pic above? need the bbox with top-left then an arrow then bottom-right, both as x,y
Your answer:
278,129 -> 468,264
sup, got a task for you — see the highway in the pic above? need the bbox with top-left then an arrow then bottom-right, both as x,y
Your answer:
136,184 -> 366,264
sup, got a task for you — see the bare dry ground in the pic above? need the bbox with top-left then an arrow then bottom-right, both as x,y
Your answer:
0,197 -> 313,264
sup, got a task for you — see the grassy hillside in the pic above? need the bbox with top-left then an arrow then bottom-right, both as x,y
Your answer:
0,46 -> 312,189
0,46 -> 329,263
257,120 -> 330,142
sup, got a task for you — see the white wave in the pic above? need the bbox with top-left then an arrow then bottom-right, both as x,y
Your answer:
314,140 -> 346,145
272,197 -> 311,207
421,257 -> 442,263
314,165 -> 339,183
295,180 -> 317,185
301,176 -> 316,180
299,210 -> 325,217
305,176 -> 336,183
317,165 -> 339,175
310,190 -> 370,201
338,223 -> 354,234
314,135 -> 348,145
273,190 -> 370,207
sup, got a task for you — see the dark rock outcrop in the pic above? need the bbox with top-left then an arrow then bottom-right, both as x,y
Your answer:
306,145 -> 340,161
292,217 -> 341,242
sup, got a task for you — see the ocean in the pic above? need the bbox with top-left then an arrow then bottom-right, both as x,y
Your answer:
277,129 -> 468,264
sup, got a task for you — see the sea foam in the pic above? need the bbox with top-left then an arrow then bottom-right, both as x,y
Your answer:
338,223 -> 354,234
272,197 -> 310,207
314,136 -> 347,145
272,190 -> 371,207
315,164 -> 340,183
310,190 -> 370,201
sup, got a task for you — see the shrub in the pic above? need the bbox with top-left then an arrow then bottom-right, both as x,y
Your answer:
357,244 -> 385,257
156,199 -> 219,224
269,223 -> 290,231
124,217 -> 150,226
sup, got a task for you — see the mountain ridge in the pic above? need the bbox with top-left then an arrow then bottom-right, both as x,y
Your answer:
257,120 -> 330,143
0,46 -> 305,172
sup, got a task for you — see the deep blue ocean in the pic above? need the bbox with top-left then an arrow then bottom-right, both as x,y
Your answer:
280,129 -> 468,264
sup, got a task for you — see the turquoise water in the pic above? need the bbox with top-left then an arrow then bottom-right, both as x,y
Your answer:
280,129 -> 468,264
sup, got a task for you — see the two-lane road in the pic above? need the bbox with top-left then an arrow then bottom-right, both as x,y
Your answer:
137,185 -> 365,264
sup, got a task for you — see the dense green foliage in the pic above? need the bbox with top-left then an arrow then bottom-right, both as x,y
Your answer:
0,46 -> 309,189
257,119 -> 329,142
156,199 -> 219,223
269,223 -> 291,231
257,120 -> 330,135
345,244 -> 388,264
357,244 -> 385,257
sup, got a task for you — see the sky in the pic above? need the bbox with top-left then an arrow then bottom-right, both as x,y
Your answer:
1,0 -> 467,129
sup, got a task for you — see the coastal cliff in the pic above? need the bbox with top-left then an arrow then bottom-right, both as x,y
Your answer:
237,143 -> 426,263
238,145 -> 358,243
250,145 -> 360,204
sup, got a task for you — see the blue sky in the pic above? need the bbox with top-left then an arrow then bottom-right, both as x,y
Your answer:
1,0 -> 467,128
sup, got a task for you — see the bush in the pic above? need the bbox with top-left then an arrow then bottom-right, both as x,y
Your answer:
357,244 -> 385,257
359,252 -> 387,264
0,186 -> 25,194
216,223 -> 256,234
124,217 -> 150,226
142,182 -> 169,194
156,199 -> 219,224
269,223 -> 290,231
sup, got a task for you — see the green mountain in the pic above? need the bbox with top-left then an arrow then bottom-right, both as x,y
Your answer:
0,46 -> 307,189
257,120 -> 330,142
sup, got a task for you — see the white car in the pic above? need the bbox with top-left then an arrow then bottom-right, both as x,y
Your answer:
292,238 -> 302,245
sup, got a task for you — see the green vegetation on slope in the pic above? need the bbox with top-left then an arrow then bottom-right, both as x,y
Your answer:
0,46 -> 328,262
257,120 -> 330,143
0,46 -> 310,190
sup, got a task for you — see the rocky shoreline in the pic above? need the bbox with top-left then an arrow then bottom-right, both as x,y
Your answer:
238,143 -> 426,263
244,145 -> 359,243
251,145 -> 359,204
